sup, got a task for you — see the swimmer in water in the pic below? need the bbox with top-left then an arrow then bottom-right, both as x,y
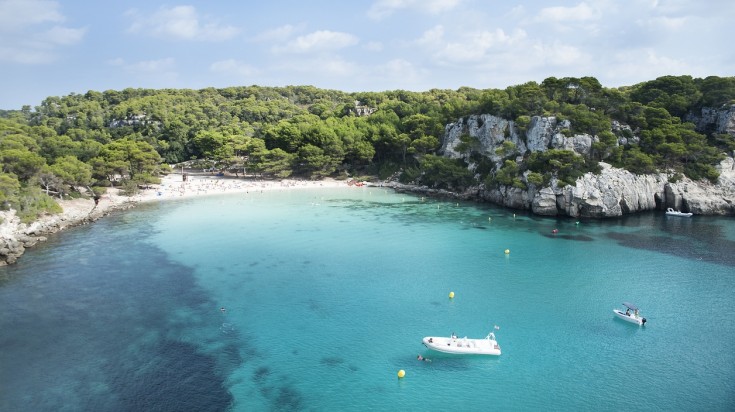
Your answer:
220,307 -> 226,313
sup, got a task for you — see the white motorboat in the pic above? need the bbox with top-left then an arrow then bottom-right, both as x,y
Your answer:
422,331 -> 501,355
613,302 -> 646,326
666,208 -> 692,217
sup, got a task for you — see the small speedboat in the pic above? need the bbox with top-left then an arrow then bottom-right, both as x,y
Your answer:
422,331 -> 501,355
666,208 -> 692,217
613,302 -> 646,326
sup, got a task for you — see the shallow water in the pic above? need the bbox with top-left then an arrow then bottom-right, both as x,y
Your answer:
1,188 -> 734,411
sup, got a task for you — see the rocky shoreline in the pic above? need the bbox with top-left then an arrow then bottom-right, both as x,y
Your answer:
0,187 -> 140,266
385,157 -> 735,218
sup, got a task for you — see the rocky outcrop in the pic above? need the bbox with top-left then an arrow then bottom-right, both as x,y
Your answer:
535,164 -> 668,217
476,158 -> 735,217
441,114 -> 598,161
441,114 -> 521,162
0,196 -> 136,266
663,157 -> 735,215
685,104 -> 735,136
387,158 -> 734,218
433,111 -> 735,218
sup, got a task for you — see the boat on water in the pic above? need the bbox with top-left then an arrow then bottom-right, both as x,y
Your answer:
613,302 -> 646,326
422,331 -> 501,355
666,207 -> 693,217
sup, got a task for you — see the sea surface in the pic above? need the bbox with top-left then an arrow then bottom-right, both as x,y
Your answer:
1,187 -> 734,411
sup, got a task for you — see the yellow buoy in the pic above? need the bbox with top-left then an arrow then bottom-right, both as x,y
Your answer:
504,249 -> 510,254
397,369 -> 406,378
449,291 -> 455,299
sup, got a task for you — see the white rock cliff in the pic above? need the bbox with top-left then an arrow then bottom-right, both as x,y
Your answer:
439,109 -> 735,218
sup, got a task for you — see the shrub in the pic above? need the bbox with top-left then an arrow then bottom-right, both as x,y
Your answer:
15,187 -> 63,223
526,172 -> 545,187
119,179 -> 140,196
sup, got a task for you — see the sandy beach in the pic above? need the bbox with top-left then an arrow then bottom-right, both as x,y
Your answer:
137,173 -> 348,202
71,173 -> 353,221
0,173 -> 356,265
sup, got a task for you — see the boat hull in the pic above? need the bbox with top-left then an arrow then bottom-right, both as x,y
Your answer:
422,336 -> 501,356
666,208 -> 692,217
613,309 -> 646,325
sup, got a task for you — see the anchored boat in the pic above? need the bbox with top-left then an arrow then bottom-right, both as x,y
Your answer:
613,302 -> 647,326
666,208 -> 693,217
422,330 -> 501,356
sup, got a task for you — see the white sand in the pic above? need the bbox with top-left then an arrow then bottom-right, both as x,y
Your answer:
1,174 -> 354,243
134,173 -> 348,203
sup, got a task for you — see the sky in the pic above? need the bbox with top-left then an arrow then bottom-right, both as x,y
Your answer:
0,0 -> 733,109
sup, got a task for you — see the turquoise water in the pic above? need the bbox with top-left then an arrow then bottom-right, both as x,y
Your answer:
1,187 -> 734,411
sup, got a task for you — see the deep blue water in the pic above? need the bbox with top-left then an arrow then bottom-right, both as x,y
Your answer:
1,187 -> 734,411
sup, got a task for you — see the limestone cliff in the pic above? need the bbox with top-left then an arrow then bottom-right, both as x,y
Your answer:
441,114 -> 595,161
436,108 -> 735,218
685,104 -> 735,136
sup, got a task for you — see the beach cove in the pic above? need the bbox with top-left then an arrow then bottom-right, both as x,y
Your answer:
0,173 -> 351,266
1,184 -> 734,411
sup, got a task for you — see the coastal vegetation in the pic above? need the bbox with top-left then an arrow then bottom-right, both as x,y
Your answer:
1,75 -> 734,222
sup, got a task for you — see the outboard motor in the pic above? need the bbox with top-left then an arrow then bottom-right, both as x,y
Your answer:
642,318 -> 647,325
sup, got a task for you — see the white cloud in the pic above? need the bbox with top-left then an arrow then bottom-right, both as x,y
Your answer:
367,0 -> 412,20
0,0 -> 64,31
313,56 -> 356,76
639,15 -> 687,30
373,58 -> 426,87
124,57 -> 176,73
253,24 -> 303,43
40,25 -> 87,45
418,25 -> 527,65
273,30 -> 358,54
367,0 -> 461,20
273,55 -> 356,78
529,41 -> 587,68
0,0 -> 84,64
210,59 -> 259,77
0,45 -> 55,64
126,5 -> 239,41
417,25 -> 445,46
379,58 -> 418,76
605,48 -> 697,85
536,2 -> 601,22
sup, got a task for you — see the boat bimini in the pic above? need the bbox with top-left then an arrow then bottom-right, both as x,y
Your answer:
422,330 -> 501,356
613,302 -> 646,326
